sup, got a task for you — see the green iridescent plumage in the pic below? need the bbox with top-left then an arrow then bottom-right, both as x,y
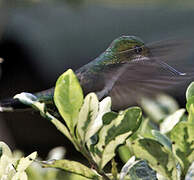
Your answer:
0,35 -> 193,111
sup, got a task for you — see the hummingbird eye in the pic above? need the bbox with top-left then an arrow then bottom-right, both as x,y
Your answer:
134,45 -> 143,54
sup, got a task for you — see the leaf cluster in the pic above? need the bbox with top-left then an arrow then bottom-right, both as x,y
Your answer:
13,69 -> 194,180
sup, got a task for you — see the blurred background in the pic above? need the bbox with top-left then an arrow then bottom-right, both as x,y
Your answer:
0,0 -> 194,160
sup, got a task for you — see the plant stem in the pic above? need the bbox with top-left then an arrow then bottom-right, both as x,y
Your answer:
91,162 -> 111,180
76,142 -> 111,180
98,171 -> 111,180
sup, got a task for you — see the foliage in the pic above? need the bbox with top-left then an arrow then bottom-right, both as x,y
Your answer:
119,82 -> 194,180
14,69 -> 142,180
10,69 -> 194,179
0,142 -> 37,180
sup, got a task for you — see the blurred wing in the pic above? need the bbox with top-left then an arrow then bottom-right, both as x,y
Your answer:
147,38 -> 193,65
101,60 -> 193,110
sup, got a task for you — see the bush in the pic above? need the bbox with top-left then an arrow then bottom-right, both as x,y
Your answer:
1,69 -> 194,180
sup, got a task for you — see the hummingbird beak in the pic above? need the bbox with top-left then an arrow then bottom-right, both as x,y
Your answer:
131,55 -> 186,76
156,60 -> 186,76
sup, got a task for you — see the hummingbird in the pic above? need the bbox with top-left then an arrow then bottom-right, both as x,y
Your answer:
0,35 -> 193,112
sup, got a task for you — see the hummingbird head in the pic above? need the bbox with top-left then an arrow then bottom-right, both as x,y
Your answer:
101,35 -> 150,65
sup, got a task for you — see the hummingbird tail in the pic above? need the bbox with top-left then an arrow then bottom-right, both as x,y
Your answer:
0,98 -> 29,112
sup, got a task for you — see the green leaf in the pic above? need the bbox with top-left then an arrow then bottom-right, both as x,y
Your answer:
14,93 -> 38,106
102,107 -> 142,148
152,130 -> 172,151
156,173 -> 169,180
0,142 -> 12,158
16,152 -> 37,172
54,69 -> 84,133
140,94 -> 179,123
91,107 -> 142,169
26,165 -> 45,180
131,138 -> 178,180
131,117 -> 154,141
85,96 -> 112,142
160,109 -> 185,134
77,93 -> 99,143
12,172 -> 28,180
100,133 -> 133,169
139,118 -> 154,138
188,104 -> 194,124
186,96 -> 194,112
170,122 -> 194,175
103,111 -> 118,125
185,162 -> 194,180
119,156 -> 138,180
125,160 -> 157,180
118,145 -> 133,163
14,93 -> 46,117
186,82 -> 194,101
42,159 -> 99,180
0,142 -> 14,178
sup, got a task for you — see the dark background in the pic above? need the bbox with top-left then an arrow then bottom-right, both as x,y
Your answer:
0,0 -> 194,158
